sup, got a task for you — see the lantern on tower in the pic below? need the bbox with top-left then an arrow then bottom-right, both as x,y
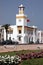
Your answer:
18,4 -> 25,14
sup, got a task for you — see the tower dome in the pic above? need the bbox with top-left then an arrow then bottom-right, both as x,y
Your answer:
19,4 -> 25,8
18,4 -> 25,14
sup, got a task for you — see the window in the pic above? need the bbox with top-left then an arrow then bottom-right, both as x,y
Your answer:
2,38 -> 4,41
2,34 -> 4,37
9,37 -> 11,40
18,37 -> 21,41
19,19 -> 21,22
0,29 -> 2,32
0,34 -> 1,38
2,30 -> 4,33
19,30 -> 21,34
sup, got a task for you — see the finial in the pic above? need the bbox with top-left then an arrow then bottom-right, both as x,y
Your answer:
19,4 -> 25,8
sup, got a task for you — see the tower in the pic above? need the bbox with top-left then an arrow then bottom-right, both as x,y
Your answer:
16,4 -> 27,26
16,4 -> 27,43
16,4 -> 28,43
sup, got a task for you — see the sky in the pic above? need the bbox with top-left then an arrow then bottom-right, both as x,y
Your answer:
0,0 -> 43,30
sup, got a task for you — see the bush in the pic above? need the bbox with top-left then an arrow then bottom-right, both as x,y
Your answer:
0,55 -> 21,65
19,51 -> 43,60
29,41 -> 34,44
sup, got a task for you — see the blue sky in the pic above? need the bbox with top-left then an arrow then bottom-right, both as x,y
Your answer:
0,0 -> 43,30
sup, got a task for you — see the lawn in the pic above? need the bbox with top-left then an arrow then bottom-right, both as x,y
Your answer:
20,58 -> 43,65
0,50 -> 41,56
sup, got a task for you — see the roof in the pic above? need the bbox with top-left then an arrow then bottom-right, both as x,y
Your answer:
18,4 -> 25,8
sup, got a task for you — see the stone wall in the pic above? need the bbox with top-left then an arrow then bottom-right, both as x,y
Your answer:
0,44 -> 43,52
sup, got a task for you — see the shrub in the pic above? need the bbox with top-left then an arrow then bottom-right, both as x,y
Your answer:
19,51 -> 43,60
0,55 -> 21,65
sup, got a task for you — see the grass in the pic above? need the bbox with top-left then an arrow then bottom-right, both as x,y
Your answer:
20,58 -> 43,65
0,50 -> 41,56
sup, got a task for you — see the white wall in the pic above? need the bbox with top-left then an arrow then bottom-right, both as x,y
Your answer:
16,14 -> 27,26
8,25 -> 18,41
4,29 -> 6,40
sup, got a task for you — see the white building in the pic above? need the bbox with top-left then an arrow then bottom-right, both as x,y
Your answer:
0,4 -> 43,44
7,4 -> 39,44
37,30 -> 43,43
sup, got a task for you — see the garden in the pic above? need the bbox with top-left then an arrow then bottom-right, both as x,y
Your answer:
0,50 -> 43,65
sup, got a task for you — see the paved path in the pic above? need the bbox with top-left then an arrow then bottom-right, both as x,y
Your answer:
0,44 -> 43,52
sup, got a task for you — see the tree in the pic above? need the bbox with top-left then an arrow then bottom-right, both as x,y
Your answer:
2,24 -> 10,40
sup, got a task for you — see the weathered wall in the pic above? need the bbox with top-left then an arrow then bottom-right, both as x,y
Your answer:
0,44 -> 43,52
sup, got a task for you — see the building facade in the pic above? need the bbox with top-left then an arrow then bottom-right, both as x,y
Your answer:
0,4 -> 43,44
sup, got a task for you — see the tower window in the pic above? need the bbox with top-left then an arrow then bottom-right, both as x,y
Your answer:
19,19 -> 21,22
19,30 -> 21,34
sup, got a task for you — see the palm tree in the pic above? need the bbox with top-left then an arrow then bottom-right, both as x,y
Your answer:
2,24 -> 10,40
